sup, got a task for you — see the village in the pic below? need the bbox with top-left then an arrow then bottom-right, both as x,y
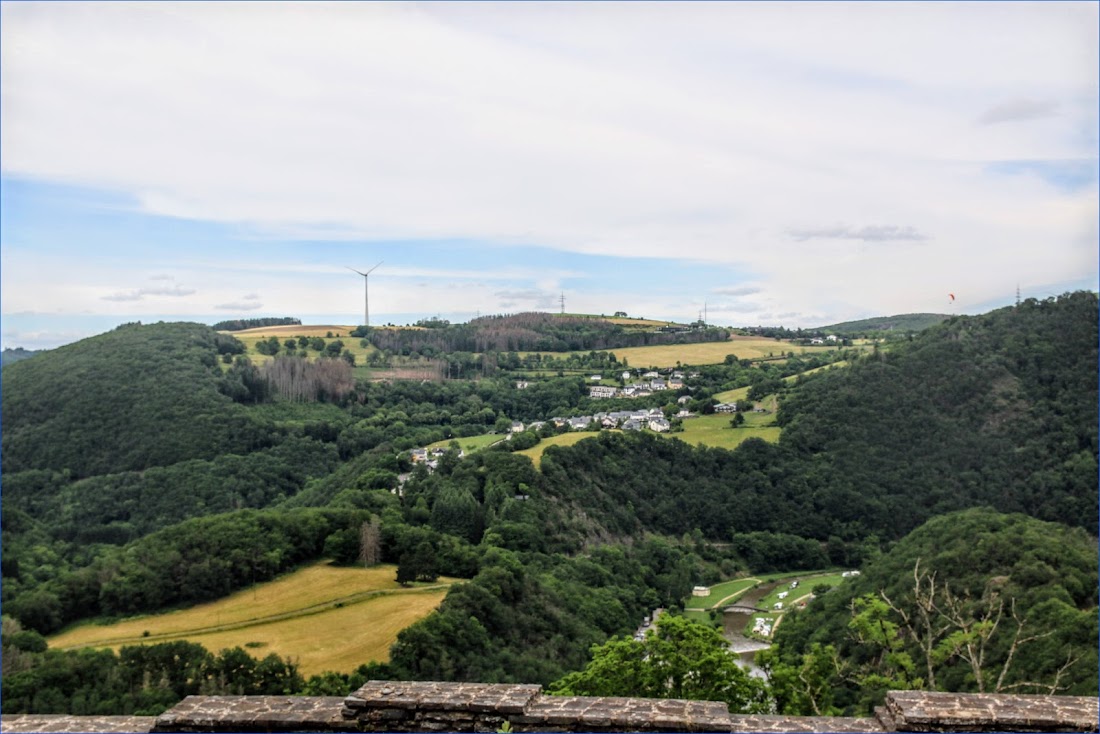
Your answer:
405,366 -> 769,473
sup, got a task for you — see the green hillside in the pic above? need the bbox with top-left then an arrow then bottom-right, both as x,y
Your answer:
767,509 -> 1098,711
777,293 -> 1098,534
0,322 -> 264,478
1,348 -> 43,368
2,294 -> 1095,718
811,313 -> 950,335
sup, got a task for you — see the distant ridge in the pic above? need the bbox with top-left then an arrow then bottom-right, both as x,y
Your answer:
1,347 -> 42,367
811,313 -> 950,335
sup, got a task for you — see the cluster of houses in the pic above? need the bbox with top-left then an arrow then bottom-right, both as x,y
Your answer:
509,408 -> 673,434
407,446 -> 467,472
585,369 -> 697,400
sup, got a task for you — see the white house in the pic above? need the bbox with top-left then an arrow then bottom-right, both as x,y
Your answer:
621,371 -> 632,381
648,417 -> 671,432
692,586 -> 710,597
589,385 -> 618,399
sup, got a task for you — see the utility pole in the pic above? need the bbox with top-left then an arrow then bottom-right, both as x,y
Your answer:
1016,284 -> 1021,307
560,292 -> 565,314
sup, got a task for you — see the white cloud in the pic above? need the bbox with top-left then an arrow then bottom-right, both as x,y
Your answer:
787,224 -> 930,242
978,98 -> 1061,125
1,1 -> 1096,328
214,299 -> 264,311
102,282 -> 196,302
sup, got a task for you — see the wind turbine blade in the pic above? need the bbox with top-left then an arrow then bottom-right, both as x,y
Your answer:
346,266 -> 367,276
365,261 -> 384,276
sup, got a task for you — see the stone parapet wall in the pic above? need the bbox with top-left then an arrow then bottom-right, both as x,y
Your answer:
879,690 -> 1100,732
2,681 -> 1097,733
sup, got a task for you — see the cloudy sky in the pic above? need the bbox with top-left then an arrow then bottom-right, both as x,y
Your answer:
2,1 -> 1097,349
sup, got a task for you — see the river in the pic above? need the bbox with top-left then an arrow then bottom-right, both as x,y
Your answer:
720,579 -> 785,676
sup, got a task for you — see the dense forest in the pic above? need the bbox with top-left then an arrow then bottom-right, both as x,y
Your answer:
365,312 -> 730,355
211,317 -> 301,331
1,348 -> 43,368
809,313 -> 951,336
1,293 -> 1096,717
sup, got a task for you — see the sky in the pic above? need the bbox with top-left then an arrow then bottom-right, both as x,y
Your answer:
2,1 -> 1097,350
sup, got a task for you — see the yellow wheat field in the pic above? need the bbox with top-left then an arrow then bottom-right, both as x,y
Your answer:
49,562 -> 455,676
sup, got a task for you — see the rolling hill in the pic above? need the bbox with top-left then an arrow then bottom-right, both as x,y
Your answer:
810,313 -> 950,335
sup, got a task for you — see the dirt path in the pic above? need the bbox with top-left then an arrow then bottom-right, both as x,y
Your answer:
705,580 -> 762,610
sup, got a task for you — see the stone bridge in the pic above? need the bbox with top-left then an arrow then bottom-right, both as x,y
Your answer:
1,681 -> 1097,733
724,604 -> 766,613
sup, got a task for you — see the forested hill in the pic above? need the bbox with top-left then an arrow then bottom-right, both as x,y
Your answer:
768,509 -> 1098,708
537,293 -> 1097,545
366,312 -> 729,354
1,348 -> 43,368
810,312 -> 950,335
0,322 -> 266,477
777,292 -> 1098,534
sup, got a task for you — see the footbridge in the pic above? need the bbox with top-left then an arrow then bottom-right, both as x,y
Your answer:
724,604 -> 766,613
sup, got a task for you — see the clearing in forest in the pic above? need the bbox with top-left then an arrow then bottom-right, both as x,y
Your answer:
426,433 -> 504,454
47,562 -> 455,676
516,431 -> 606,468
668,411 -> 780,451
528,337 -> 835,369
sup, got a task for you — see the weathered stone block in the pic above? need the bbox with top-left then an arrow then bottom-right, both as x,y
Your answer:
885,690 -> 1100,732
346,681 -> 542,716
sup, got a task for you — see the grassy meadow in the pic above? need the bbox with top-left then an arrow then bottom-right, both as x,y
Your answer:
515,431 -> 606,468
48,562 -> 455,676
426,433 -> 503,454
667,409 -> 780,451
684,577 -> 761,611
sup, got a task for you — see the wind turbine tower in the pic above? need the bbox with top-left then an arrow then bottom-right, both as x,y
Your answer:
346,262 -> 383,327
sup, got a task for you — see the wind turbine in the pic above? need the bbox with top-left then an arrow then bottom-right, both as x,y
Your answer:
346,262 -> 383,327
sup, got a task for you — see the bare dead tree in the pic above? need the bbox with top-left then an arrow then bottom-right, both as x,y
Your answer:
358,516 -> 382,567
1002,651 -> 1082,694
880,558 -> 952,690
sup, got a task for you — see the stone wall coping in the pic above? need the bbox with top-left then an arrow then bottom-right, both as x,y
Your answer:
518,693 -> 731,731
0,715 -> 157,733
151,695 -> 352,733
728,714 -> 885,733
885,690 -> 1100,732
4,684 -> 1099,733
346,680 -> 544,715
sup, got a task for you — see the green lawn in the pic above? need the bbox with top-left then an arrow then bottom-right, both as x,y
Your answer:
665,413 -> 780,451
714,385 -> 751,404
684,577 -> 761,610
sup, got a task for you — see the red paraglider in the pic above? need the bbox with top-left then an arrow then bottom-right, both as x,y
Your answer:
948,293 -> 956,302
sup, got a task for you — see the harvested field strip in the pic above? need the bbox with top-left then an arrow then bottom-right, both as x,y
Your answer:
50,585 -> 451,650
48,562 -> 456,676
